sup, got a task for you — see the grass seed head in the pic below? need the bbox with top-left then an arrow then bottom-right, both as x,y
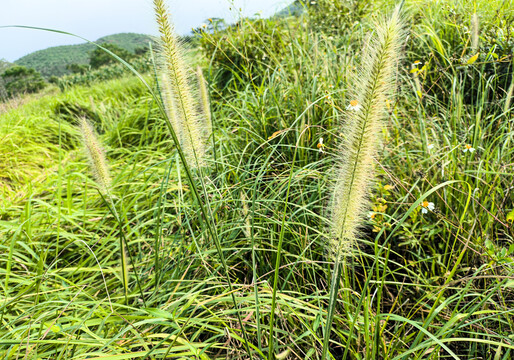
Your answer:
196,65 -> 212,141
329,5 -> 405,260
154,0 -> 206,168
160,72 -> 181,134
79,117 -> 111,195
471,12 -> 480,53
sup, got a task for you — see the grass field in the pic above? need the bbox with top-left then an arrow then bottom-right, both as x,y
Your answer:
1,0 -> 514,359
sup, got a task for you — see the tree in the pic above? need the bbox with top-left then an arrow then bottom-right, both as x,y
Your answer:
66,63 -> 90,74
1,65 -> 46,97
89,43 -> 134,69
0,78 -> 7,101
0,59 -> 11,100
134,46 -> 149,56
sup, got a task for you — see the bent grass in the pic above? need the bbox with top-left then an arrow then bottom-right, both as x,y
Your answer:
1,0 -> 514,359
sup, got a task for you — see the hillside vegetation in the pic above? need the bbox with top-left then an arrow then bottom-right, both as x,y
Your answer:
1,0 -> 514,359
14,33 -> 154,78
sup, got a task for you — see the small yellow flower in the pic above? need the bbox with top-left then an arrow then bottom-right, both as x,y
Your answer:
347,99 -> 362,111
317,137 -> 325,153
463,144 -> 475,153
410,60 -> 425,74
420,200 -> 435,214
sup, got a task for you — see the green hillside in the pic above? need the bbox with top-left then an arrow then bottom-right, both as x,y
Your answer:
14,33 -> 154,78
2,0 -> 514,359
276,0 -> 305,17
0,59 -> 11,71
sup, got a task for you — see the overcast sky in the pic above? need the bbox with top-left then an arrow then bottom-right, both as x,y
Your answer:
0,0 -> 292,62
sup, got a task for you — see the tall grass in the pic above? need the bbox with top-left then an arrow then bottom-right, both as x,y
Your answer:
1,0 -> 514,359
322,4 -> 406,359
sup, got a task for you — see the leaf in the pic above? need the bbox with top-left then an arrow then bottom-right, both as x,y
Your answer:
467,53 -> 479,65
276,348 -> 291,359
268,129 -> 287,140
502,280 -> 514,288
145,308 -> 174,320
506,209 -> 514,223
43,322 -> 61,333
494,344 -> 502,360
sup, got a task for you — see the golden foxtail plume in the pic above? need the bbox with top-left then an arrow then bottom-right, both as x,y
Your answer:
79,117 -> 111,195
154,0 -> 206,168
322,5 -> 406,358
196,65 -> 212,141
471,12 -> 480,53
329,5 -> 405,260
160,72 -> 180,135
78,117 -> 130,300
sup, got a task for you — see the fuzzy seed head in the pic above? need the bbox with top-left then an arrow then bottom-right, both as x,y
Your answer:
79,117 -> 111,194
154,0 -> 206,168
329,6 -> 405,260
160,72 -> 180,135
196,66 -> 212,141
471,12 -> 479,53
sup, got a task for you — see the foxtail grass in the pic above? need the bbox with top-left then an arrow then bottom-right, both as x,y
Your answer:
154,0 -> 206,168
78,117 -> 129,301
152,1 -> 254,357
196,65 -> 212,141
160,73 -> 181,137
322,3 -> 406,358
471,12 -> 479,53
329,7 -> 405,261
79,117 -> 111,195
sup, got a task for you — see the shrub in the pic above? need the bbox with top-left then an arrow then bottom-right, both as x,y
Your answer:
89,43 -> 135,69
306,0 -> 369,37
56,56 -> 151,90
1,65 -> 46,97
406,0 -> 514,105
200,16 -> 302,91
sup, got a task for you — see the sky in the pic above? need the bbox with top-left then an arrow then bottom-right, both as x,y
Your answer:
0,0 -> 292,62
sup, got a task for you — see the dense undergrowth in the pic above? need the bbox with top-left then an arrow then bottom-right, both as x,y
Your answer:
1,0 -> 514,359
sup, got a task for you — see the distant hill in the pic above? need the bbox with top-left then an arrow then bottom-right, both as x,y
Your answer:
0,59 -> 12,72
276,0 -> 305,17
14,33 -> 154,78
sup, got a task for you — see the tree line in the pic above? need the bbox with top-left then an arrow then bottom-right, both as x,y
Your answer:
0,43 -> 149,100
